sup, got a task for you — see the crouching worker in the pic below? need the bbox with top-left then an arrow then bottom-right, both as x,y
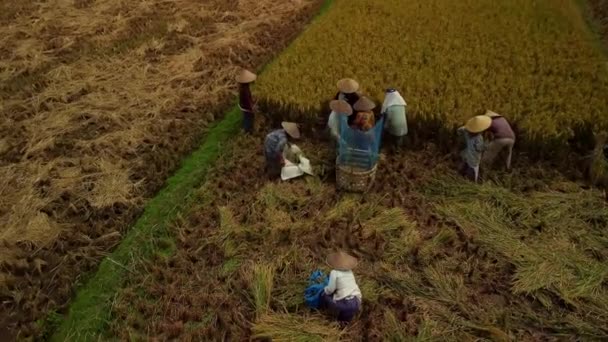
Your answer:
264,122 -> 300,179
320,251 -> 362,324
457,115 -> 491,182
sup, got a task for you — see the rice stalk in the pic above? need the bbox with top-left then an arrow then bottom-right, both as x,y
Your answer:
361,208 -> 413,239
252,312 -> 343,342
248,263 -> 276,318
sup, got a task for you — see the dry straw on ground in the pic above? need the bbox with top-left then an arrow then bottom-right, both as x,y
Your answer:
0,0 -> 321,338
110,135 -> 608,340
257,0 -> 608,144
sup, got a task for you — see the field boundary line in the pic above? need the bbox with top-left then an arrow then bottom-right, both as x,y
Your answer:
51,108 -> 241,341
50,1 -> 335,340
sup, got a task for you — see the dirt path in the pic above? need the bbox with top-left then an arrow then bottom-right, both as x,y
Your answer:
0,0 -> 323,338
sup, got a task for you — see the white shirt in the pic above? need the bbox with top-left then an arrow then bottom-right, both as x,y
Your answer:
327,111 -> 340,140
324,270 -> 362,301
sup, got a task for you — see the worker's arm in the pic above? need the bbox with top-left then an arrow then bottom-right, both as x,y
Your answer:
324,270 -> 338,295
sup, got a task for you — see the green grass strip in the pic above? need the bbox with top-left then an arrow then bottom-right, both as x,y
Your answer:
51,108 -> 241,341
51,1 -> 335,340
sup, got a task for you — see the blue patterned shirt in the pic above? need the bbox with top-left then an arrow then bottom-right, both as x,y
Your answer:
458,127 -> 484,167
264,129 -> 288,161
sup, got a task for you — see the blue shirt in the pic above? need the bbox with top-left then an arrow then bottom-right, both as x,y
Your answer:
264,129 -> 288,161
458,127 -> 484,167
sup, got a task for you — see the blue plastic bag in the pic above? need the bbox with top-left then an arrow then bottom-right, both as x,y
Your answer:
304,270 -> 329,309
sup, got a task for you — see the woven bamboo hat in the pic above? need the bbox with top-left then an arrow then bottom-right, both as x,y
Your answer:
485,110 -> 502,118
281,121 -> 301,139
353,96 -> 376,112
465,115 -> 492,133
329,99 -> 353,116
327,251 -> 358,271
236,69 -> 257,83
337,78 -> 359,94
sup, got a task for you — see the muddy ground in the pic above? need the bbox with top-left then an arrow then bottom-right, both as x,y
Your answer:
589,0 -> 608,46
108,129 -> 608,341
0,0 -> 323,338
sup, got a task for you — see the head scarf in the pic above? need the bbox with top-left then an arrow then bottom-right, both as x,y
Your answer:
381,89 -> 407,113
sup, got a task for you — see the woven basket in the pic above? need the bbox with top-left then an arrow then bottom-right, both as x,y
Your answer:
336,159 -> 378,192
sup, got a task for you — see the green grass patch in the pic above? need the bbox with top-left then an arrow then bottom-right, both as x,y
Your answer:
51,107 -> 241,341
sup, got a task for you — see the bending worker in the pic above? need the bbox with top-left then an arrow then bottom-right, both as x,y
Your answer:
381,88 -> 408,148
334,78 -> 360,109
237,69 -> 257,133
352,96 -> 376,132
458,115 -> 491,182
320,251 -> 362,324
264,122 -> 300,178
483,110 -> 516,170
327,99 -> 353,144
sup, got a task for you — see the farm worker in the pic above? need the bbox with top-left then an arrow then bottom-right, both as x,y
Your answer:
327,99 -> 353,144
335,78 -> 360,127
352,96 -> 376,132
236,69 -> 257,134
457,115 -> 492,182
320,251 -> 362,324
381,88 -> 408,148
264,122 -> 301,178
334,78 -> 361,109
483,110 -> 516,170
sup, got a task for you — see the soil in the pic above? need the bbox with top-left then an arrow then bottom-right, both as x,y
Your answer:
589,0 -> 608,46
108,131 -> 602,341
0,0 -> 323,338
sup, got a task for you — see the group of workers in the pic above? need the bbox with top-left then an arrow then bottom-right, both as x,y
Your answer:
235,69 -> 518,324
237,69 -> 516,183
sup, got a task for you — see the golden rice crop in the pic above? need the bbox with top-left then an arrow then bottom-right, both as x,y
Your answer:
256,0 -> 608,144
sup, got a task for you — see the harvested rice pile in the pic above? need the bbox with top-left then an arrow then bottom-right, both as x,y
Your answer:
0,0 -> 322,338
110,134 -> 608,340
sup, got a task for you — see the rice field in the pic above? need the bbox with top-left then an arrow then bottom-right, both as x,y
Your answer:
107,134 -> 608,340
256,0 -> 608,146
4,0 -> 608,340
0,0 -> 323,338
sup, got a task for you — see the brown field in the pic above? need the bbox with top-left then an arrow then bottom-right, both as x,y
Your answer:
0,0 -> 322,337
108,130 -> 608,340
589,0 -> 608,45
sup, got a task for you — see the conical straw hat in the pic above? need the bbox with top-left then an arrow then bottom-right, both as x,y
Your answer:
236,69 -> 257,83
329,100 -> 353,116
327,251 -> 358,271
337,78 -> 359,94
281,122 -> 300,139
353,96 -> 376,112
485,110 -> 502,118
465,115 -> 492,133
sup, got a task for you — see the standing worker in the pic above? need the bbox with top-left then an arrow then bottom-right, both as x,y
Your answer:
237,69 -> 257,134
264,122 -> 301,179
483,110 -> 516,170
457,115 -> 491,182
327,99 -> 353,144
334,78 -> 361,109
381,88 -> 408,149
320,251 -> 362,325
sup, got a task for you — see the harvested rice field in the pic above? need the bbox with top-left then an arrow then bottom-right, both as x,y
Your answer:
108,133 -> 608,340
0,0 -> 323,338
